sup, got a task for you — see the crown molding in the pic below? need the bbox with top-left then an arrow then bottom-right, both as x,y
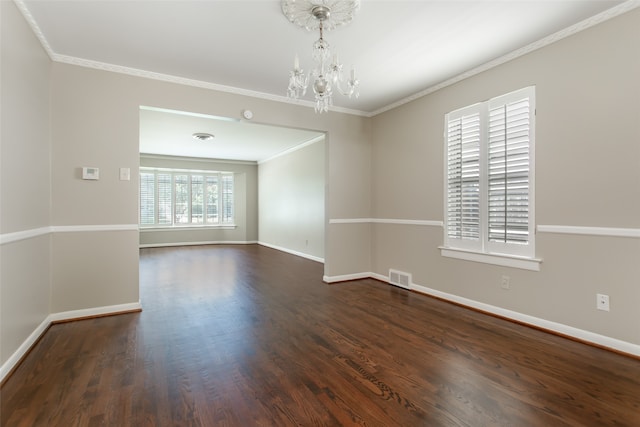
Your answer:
369,0 -> 640,116
140,153 -> 257,166
13,0 -> 55,60
13,1 -> 367,117
54,54 -> 368,117
258,134 -> 325,165
14,0 -> 639,118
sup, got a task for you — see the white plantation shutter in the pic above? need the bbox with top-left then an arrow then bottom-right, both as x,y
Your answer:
174,175 -> 189,224
445,106 -> 482,251
157,173 -> 172,225
206,175 -> 219,223
444,87 -> 535,258
191,175 -> 204,224
139,168 -> 235,227
488,94 -> 531,247
222,174 -> 234,224
139,172 -> 155,225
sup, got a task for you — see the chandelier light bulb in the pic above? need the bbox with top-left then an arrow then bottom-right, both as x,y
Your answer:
314,76 -> 328,95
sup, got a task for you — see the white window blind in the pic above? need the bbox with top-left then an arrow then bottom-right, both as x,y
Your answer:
139,168 -> 234,228
444,87 -> 535,259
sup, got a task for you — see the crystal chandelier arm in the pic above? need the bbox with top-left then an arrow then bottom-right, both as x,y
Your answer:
287,55 -> 309,99
330,61 -> 359,98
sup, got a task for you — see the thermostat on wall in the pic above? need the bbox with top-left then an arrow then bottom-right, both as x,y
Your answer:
82,167 -> 99,180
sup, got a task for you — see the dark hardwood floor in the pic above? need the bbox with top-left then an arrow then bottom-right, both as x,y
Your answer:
2,244 -> 640,426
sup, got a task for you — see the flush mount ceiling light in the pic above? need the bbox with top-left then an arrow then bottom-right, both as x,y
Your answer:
192,132 -> 215,141
282,0 -> 361,113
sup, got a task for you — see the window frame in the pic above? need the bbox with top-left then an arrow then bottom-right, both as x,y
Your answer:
139,167 -> 235,229
441,86 -> 539,270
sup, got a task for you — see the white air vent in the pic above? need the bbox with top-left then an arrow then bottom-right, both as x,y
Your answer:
192,132 -> 215,141
389,269 -> 411,289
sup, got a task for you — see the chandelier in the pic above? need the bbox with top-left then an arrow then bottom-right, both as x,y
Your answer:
281,0 -> 361,113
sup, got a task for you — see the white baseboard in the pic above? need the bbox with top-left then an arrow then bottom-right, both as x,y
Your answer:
139,240 -> 324,263
410,283 -> 640,357
1,301 -> 142,384
0,316 -> 51,383
370,272 -> 387,282
258,242 -> 324,263
324,271 -> 640,357
48,301 -> 142,323
139,240 -> 258,248
323,272 -> 375,283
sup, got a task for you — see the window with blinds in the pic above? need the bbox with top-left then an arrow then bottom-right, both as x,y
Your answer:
139,168 -> 235,228
444,86 -> 535,258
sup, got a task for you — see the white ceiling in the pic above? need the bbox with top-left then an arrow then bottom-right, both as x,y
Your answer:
17,0 -> 630,161
139,107 -> 324,162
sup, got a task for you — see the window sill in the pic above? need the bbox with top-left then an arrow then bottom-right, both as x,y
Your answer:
439,247 -> 542,271
140,225 -> 237,232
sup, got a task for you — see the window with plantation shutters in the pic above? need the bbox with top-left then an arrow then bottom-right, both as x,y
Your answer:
444,87 -> 535,260
139,168 -> 235,228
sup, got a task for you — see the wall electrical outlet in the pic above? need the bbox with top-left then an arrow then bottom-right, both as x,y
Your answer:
596,294 -> 610,311
501,275 -> 510,290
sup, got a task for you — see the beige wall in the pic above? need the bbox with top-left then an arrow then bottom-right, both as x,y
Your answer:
1,0 -> 370,365
0,1 -> 51,233
6,0 -> 636,370
258,139 -> 325,260
51,231 -> 139,312
0,1 -> 52,364
48,57 -> 371,309
139,155 -> 258,246
370,9 -> 640,344
50,62 -> 141,314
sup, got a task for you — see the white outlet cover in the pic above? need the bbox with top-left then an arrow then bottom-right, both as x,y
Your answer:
501,275 -> 510,289
596,294 -> 610,311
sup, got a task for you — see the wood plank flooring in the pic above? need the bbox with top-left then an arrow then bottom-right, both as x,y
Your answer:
2,244 -> 640,426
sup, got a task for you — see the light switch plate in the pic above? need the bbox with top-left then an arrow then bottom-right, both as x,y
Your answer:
119,167 -> 131,181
